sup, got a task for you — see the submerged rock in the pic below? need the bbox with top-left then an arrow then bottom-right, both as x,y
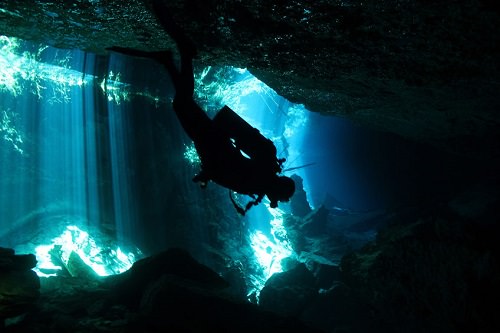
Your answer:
3,247 -> 323,332
340,207 -> 500,333
259,263 -> 317,317
289,174 -> 312,217
0,248 -> 40,324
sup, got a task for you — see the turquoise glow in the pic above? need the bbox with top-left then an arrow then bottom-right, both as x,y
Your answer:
1,35 -> 92,99
183,142 -> 201,166
248,207 -> 294,296
0,35 -> 160,109
196,65 -> 310,296
34,225 -> 142,277
1,36 -> 311,293
0,108 -> 24,154
0,37 -> 147,276
0,35 -> 138,157
194,66 -> 280,116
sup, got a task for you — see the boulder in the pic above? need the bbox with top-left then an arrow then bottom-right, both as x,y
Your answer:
0,248 -> 40,322
259,263 -> 317,316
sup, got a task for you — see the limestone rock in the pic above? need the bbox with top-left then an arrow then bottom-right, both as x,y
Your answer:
340,210 -> 500,333
0,248 -> 40,321
259,263 -> 317,316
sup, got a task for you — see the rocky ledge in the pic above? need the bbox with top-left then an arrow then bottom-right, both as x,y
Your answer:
0,0 -> 499,160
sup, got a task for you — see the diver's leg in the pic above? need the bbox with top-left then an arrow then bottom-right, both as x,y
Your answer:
149,1 -> 197,96
171,52 -> 214,144
151,0 -> 197,58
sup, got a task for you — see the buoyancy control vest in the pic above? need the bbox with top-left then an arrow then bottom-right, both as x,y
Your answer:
213,106 -> 283,174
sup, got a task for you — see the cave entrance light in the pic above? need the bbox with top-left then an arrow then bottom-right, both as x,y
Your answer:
195,66 -> 309,297
0,36 -> 144,277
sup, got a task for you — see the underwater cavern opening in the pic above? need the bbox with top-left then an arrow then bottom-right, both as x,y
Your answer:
1,32 -> 499,333
0,35 -> 434,281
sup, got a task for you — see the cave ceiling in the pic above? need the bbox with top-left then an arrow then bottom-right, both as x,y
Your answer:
1,0 -> 499,161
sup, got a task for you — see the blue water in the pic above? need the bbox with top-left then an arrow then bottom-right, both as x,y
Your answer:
0,36 -> 465,292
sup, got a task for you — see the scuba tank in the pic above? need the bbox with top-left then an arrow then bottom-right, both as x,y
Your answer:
213,106 -> 283,174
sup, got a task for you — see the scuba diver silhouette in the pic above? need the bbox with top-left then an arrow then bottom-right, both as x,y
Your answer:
108,2 -> 295,215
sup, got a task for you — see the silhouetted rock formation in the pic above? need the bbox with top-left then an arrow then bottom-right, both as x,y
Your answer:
0,247 -> 40,326
340,198 -> 500,333
3,248 -> 323,332
289,174 -> 312,217
259,263 -> 317,317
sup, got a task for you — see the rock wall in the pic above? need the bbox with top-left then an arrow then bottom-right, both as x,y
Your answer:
1,0 -> 499,159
